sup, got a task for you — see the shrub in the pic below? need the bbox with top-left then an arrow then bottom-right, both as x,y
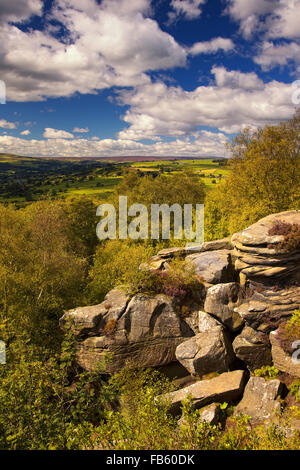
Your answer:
276,310 -> 300,355
253,365 -> 279,380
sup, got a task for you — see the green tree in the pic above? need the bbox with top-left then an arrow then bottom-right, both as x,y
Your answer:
205,110 -> 300,240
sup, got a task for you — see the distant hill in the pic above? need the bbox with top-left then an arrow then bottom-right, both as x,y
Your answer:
0,153 -> 225,162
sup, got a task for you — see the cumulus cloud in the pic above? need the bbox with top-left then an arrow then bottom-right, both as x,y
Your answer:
266,0 -> 300,39
0,132 -> 229,158
212,66 -> 264,90
43,128 -> 74,139
20,129 -> 31,135
189,38 -> 235,55
0,119 -> 17,129
168,0 -> 206,21
73,127 -> 89,133
0,0 -> 187,102
116,68 -> 295,141
225,0 -> 300,40
254,41 -> 300,71
0,0 -> 43,24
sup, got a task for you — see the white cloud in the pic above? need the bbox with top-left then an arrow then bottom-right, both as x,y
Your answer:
189,38 -> 235,55
254,41 -> 300,70
169,0 -> 206,21
267,0 -> 300,39
212,66 -> 264,90
116,68 -> 295,141
225,0 -> 300,40
20,129 -> 30,135
0,0 -> 187,102
0,132 -> 229,158
73,127 -> 89,133
0,119 -> 17,129
43,128 -> 74,139
0,0 -> 43,24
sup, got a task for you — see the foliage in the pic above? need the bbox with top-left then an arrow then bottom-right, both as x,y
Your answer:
115,169 -> 206,209
0,329 -> 115,450
276,310 -> 300,355
87,240 -> 158,303
128,257 -> 200,306
0,201 -> 88,351
253,365 -> 279,380
289,381 -> 300,402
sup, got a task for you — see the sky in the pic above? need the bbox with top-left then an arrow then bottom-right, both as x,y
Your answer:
0,0 -> 299,158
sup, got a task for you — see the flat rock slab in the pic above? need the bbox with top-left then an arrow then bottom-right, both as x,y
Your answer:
159,370 -> 246,414
234,376 -> 282,423
270,330 -> 300,378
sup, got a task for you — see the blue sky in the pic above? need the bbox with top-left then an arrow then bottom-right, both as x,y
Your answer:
0,0 -> 299,158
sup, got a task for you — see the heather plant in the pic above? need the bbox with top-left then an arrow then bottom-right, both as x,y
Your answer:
130,257 -> 200,305
267,221 -> 300,252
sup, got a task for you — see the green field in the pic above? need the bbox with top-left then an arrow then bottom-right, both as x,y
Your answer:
0,154 -> 229,205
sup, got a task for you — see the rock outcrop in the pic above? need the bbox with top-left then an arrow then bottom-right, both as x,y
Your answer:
60,210 -> 300,427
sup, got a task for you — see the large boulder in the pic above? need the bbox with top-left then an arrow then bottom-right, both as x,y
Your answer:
204,283 -> 244,332
175,327 -> 235,376
62,291 -> 195,373
233,326 -> 272,371
160,370 -> 246,414
185,250 -> 235,284
270,330 -> 300,378
234,376 -> 283,423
